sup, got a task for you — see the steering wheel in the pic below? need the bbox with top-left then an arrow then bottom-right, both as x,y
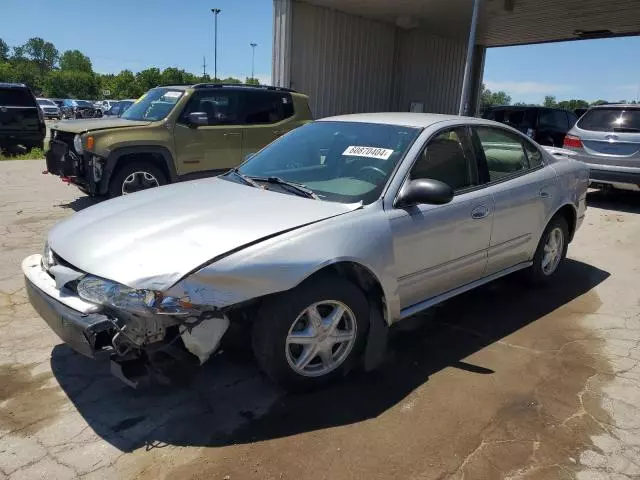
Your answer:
358,166 -> 387,182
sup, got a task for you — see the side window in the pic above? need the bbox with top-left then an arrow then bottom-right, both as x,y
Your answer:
523,141 -> 543,168
242,91 -> 293,125
566,111 -> 578,127
180,91 -> 240,125
475,127 -> 530,182
539,109 -> 569,130
410,128 -> 478,191
110,104 -> 121,116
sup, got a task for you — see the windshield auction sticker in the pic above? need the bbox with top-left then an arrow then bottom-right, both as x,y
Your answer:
343,146 -> 394,160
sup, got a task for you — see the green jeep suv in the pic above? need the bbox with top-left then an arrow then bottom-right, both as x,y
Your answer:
45,84 -> 312,197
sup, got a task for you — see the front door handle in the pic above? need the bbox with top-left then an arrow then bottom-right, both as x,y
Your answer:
224,132 -> 241,137
273,129 -> 287,136
471,205 -> 490,220
539,187 -> 552,198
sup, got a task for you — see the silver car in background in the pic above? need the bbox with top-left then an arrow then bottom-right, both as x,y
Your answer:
564,104 -> 640,191
23,113 -> 589,391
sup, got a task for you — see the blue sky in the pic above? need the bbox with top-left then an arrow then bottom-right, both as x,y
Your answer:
3,0 -> 639,104
1,0 -> 274,84
484,36 -> 640,104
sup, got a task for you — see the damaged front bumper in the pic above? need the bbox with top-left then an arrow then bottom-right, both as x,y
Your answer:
22,254 -> 230,387
25,277 -> 114,359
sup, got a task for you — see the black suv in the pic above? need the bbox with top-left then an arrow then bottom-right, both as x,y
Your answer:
0,83 -> 46,151
482,106 -> 578,147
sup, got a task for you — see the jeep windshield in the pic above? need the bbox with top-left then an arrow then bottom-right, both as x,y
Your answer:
120,88 -> 183,121
232,121 -> 421,205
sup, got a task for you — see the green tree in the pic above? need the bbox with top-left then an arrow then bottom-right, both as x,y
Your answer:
135,67 -> 161,92
591,100 -> 608,106
245,77 -> 260,85
59,50 -> 92,73
221,76 -> 241,84
543,95 -> 556,108
113,70 -> 142,98
45,70 -> 98,98
10,59 -> 41,90
556,99 -> 589,111
479,84 -> 511,112
18,37 -> 58,72
0,62 -> 16,82
0,39 -> 9,62
160,67 -> 186,86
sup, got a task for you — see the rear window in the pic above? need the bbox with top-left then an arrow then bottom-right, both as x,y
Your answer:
0,87 -> 36,107
484,108 -> 535,129
577,108 -> 640,132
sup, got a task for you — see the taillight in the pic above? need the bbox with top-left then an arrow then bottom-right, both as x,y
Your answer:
563,135 -> 583,149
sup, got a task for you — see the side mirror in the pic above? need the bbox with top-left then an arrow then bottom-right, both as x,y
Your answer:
187,112 -> 208,126
396,179 -> 454,207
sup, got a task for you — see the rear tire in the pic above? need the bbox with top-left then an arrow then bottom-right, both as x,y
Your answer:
252,276 -> 370,392
527,216 -> 569,284
108,161 -> 167,198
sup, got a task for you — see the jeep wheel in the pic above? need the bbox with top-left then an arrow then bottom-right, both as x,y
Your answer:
109,162 -> 167,198
252,276 -> 370,391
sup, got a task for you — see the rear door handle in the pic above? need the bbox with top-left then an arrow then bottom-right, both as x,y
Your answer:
224,132 -> 241,137
471,205 -> 490,220
539,188 -> 552,198
273,129 -> 287,136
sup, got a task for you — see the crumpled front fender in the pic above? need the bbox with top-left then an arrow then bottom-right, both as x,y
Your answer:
165,207 -> 401,323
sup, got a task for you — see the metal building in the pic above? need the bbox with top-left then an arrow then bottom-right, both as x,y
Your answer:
272,0 -> 640,118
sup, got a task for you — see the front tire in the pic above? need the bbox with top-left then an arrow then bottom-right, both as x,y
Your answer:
108,161 -> 167,198
252,276 -> 370,391
528,216 -> 569,283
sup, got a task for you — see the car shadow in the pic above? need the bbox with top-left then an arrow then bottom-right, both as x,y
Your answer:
50,259 -> 609,452
587,189 -> 640,214
56,195 -> 103,212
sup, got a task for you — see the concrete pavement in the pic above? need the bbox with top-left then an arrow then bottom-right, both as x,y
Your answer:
0,160 -> 639,479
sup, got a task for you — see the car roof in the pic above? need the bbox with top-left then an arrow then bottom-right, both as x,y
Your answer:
0,82 -> 28,89
318,112 -> 472,128
590,103 -> 640,109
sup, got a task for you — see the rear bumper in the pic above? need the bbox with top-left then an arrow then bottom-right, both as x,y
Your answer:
588,165 -> 640,192
0,131 -> 45,144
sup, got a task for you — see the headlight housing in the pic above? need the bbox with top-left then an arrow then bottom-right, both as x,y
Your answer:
77,275 -> 194,316
73,134 -> 83,154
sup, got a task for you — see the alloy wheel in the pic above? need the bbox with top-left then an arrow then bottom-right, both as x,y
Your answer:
542,227 -> 564,275
121,171 -> 160,195
285,300 -> 357,377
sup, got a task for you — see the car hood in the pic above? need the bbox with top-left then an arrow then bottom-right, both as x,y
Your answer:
52,118 -> 151,133
48,178 -> 360,290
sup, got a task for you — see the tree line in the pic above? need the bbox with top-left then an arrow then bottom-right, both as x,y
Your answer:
481,84 -> 637,112
0,37 -> 260,100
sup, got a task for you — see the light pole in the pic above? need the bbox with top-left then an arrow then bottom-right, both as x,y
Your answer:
211,8 -> 221,81
250,43 -> 257,82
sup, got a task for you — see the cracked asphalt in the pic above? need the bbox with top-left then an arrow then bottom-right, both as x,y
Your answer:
1,160 -> 639,479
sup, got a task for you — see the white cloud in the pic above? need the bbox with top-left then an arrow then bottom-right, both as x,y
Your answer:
484,80 -> 571,95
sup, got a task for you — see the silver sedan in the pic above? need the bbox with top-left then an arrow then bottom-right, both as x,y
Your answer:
23,113 -> 589,391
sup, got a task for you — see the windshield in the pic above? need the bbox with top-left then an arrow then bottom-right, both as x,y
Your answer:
234,121 -> 421,204
37,99 -> 55,106
120,88 -> 183,121
577,108 -> 640,132
75,100 -> 93,107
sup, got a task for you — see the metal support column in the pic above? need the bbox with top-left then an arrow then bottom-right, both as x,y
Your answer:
458,0 -> 481,116
272,0 -> 293,87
